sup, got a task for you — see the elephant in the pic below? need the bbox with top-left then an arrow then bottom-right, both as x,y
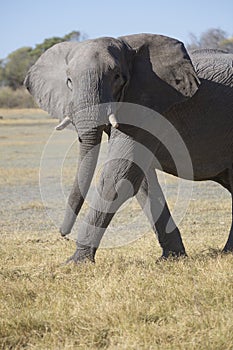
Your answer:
24,33 -> 233,263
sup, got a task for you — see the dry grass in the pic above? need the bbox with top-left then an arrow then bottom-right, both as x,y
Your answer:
0,108 -> 54,126
1,232 -> 233,350
0,109 -> 233,349
0,108 -> 48,117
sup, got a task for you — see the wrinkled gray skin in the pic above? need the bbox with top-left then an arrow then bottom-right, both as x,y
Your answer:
25,34 -> 233,263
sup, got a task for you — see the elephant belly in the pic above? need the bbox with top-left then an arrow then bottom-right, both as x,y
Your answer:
156,137 -> 232,181
160,82 -> 233,181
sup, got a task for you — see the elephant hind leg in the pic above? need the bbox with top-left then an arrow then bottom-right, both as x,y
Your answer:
222,166 -> 233,252
136,168 -> 186,258
213,169 -> 231,192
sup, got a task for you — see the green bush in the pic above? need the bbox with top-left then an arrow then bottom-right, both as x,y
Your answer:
0,87 -> 37,108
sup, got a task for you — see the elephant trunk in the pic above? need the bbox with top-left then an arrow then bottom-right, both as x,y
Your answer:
60,122 -> 104,236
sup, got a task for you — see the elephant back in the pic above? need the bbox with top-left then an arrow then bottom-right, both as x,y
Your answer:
190,49 -> 233,87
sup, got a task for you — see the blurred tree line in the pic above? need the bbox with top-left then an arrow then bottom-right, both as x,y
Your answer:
187,28 -> 233,52
0,28 -> 232,108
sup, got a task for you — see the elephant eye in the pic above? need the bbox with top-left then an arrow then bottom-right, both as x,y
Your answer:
67,78 -> 73,91
175,79 -> 182,85
114,73 -> 121,81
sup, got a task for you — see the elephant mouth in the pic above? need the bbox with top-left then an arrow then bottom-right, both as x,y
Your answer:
55,103 -> 120,131
55,113 -> 119,131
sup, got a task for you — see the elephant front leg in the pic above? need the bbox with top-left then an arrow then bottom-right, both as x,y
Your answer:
136,167 -> 186,258
69,160 -> 145,263
68,140 -> 147,264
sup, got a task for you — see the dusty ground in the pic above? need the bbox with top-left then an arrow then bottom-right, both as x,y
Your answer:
0,109 -> 233,349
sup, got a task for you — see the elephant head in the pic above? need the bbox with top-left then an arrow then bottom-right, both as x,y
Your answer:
24,34 -> 200,236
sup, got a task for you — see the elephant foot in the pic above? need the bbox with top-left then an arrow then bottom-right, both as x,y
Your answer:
159,231 -> 187,259
222,245 -> 233,254
65,244 -> 97,265
222,235 -> 233,253
161,249 -> 187,260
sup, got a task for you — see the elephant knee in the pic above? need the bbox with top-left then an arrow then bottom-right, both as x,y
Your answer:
98,160 -> 144,203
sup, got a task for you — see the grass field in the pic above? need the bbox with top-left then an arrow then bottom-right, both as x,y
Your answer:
0,109 -> 233,349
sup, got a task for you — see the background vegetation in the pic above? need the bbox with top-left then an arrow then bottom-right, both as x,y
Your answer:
0,28 -> 232,109
187,28 -> 233,52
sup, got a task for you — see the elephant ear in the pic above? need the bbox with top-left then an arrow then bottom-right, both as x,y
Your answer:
120,34 -> 200,112
24,42 -> 79,119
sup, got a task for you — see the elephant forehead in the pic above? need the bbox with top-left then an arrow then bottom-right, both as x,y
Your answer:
70,51 -> 118,73
70,38 -> 123,66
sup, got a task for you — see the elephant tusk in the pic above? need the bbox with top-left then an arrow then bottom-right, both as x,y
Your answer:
55,116 -> 72,130
108,114 -> 119,128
